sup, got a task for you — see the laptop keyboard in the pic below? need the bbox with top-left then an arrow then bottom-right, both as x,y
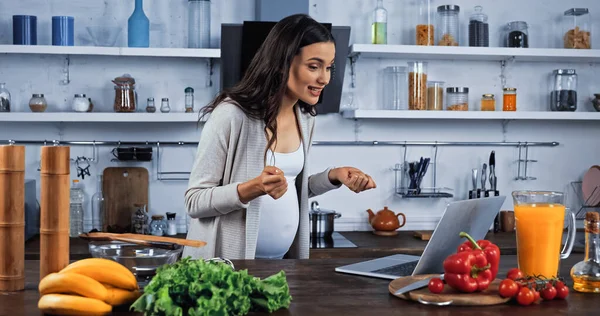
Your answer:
371,261 -> 418,277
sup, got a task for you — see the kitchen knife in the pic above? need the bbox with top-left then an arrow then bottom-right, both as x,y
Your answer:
469,168 -> 478,199
489,151 -> 496,191
482,163 -> 488,197
394,275 -> 444,296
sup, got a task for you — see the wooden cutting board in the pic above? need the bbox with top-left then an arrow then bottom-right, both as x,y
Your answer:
413,230 -> 432,240
102,167 -> 149,232
389,274 -> 510,306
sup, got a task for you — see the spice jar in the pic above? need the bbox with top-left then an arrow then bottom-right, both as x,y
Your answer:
502,88 -> 517,111
72,94 -> 90,112
29,94 -> 47,112
436,5 -> 460,46
166,212 -> 177,236
416,0 -> 434,46
131,204 -> 149,234
550,69 -> 577,112
446,87 -> 469,111
408,61 -> 428,110
146,97 -> 156,113
506,21 -> 528,48
563,8 -> 591,49
426,81 -> 444,111
468,6 -> 489,47
112,75 -> 136,112
185,87 -> 194,113
481,94 -> 496,111
149,215 -> 167,236
160,98 -> 171,113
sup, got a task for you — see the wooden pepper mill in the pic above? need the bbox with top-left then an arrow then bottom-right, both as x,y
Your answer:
0,145 -> 25,292
40,146 -> 70,281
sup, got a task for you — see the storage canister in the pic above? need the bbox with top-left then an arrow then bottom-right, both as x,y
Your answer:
550,69 -> 577,111
427,81 -> 444,110
416,0 -> 434,45
506,21 -> 529,48
502,88 -> 517,111
437,5 -> 460,46
468,6 -> 489,47
383,66 -> 408,110
408,61 -> 428,110
446,87 -> 469,111
481,94 -> 495,111
563,8 -> 591,49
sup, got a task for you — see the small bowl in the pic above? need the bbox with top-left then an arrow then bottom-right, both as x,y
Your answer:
86,26 -> 122,47
88,241 -> 182,287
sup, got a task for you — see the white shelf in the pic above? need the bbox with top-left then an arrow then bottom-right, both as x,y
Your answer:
349,44 -> 600,63
341,109 -> 600,121
0,45 -> 220,58
0,112 -> 203,123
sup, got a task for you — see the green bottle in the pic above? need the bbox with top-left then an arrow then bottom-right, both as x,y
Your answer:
371,0 -> 388,44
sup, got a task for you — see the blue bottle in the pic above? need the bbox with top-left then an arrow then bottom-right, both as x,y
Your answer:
128,0 -> 150,47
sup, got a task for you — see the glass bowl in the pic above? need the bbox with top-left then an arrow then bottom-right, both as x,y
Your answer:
86,26 -> 122,47
88,241 -> 183,287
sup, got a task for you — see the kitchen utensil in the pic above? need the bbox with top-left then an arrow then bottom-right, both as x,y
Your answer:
582,165 -> 600,207
367,206 -> 406,236
415,158 -> 430,194
102,167 -> 149,232
79,232 -> 206,249
309,201 -> 341,238
393,275 -> 443,295
481,163 -> 488,197
489,151 -> 496,191
469,168 -> 478,199
389,274 -> 511,306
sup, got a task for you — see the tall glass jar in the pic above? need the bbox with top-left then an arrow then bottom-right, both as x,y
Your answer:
550,69 -> 577,112
506,21 -> 529,48
383,66 -> 408,110
407,61 -> 428,110
437,5 -> 460,46
113,76 -> 136,112
468,6 -> 489,47
446,87 -> 469,111
563,8 -> 591,49
185,87 -> 194,113
188,0 -> 211,48
371,0 -> 387,44
416,0 -> 434,46
0,83 -> 11,112
426,81 -> 444,110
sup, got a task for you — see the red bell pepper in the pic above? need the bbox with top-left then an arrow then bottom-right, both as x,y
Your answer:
443,241 -> 493,293
457,231 -> 501,281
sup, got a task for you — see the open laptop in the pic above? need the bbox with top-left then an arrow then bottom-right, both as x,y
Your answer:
335,196 -> 506,280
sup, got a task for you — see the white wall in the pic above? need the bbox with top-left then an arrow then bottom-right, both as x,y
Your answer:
0,0 -> 598,232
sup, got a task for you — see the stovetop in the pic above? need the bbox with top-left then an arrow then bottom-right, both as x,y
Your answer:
310,232 -> 357,249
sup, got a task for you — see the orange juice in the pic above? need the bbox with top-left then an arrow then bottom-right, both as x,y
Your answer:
514,203 -> 565,278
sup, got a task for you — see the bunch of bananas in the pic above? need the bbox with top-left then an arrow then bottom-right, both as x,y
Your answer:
38,258 -> 141,315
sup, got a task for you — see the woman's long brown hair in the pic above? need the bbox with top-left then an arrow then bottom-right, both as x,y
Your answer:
199,14 -> 335,159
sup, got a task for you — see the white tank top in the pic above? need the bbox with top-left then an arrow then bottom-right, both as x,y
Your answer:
255,141 -> 304,259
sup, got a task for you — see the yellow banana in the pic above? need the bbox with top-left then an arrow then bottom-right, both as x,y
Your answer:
103,286 -> 142,306
59,258 -> 138,290
39,273 -> 108,301
38,293 -> 112,315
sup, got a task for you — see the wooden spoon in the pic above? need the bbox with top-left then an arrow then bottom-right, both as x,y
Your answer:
79,232 -> 207,249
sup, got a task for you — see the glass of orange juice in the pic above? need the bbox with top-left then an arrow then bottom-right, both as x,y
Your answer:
512,191 -> 576,278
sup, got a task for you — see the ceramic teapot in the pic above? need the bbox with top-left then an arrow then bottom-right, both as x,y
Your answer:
366,206 -> 406,232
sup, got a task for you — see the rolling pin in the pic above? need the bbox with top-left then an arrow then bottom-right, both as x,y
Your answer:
40,146 -> 70,281
0,145 -> 25,291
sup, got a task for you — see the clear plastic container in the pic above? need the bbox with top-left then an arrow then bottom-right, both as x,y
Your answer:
427,81 -> 444,110
70,180 -> 84,237
437,5 -> 460,46
446,87 -> 469,111
408,61 -> 428,110
372,0 -> 387,44
469,6 -> 489,47
563,8 -> 591,49
416,0 -> 434,46
383,66 -> 408,110
188,0 -> 211,48
506,21 -> 529,48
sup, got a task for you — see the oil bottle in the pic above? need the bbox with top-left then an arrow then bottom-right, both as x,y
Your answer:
570,211 -> 600,293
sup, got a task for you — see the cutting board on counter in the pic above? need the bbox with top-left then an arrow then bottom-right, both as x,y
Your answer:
389,274 -> 510,306
102,167 -> 149,232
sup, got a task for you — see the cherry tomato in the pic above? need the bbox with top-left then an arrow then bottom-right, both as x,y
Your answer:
532,289 -> 540,303
498,279 -> 519,298
516,287 -> 535,306
507,268 -> 524,281
540,284 -> 557,300
556,284 -> 569,299
555,281 -> 566,289
428,277 -> 444,294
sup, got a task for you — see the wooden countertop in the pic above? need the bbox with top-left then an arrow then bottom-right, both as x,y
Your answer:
24,231 -> 521,260
2,254 -> 597,315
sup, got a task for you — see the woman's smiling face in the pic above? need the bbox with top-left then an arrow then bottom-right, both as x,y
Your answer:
285,42 -> 336,105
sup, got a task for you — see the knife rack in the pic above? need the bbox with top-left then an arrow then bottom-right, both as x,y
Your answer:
393,145 -> 453,198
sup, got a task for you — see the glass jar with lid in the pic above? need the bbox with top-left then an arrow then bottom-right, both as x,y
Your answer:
563,8 -> 591,49
407,61 -> 428,110
436,5 -> 460,46
150,215 -> 167,236
550,69 -> 577,112
469,6 -> 489,47
446,87 -> 468,111
416,0 -> 434,46
72,94 -> 90,112
112,75 -> 136,112
383,66 -> 408,110
427,81 -> 444,110
506,21 -> 529,48
481,94 -> 495,111
160,98 -> 171,113
185,87 -> 195,112
502,88 -> 517,111
29,94 -> 47,112
146,97 -> 156,113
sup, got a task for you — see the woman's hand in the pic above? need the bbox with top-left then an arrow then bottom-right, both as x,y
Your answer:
238,166 -> 288,203
328,167 -> 376,193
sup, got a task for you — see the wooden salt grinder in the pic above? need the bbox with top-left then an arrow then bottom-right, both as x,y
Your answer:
40,146 -> 70,281
0,145 -> 25,292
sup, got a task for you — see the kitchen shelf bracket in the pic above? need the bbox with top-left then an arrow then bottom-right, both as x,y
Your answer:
349,53 -> 359,88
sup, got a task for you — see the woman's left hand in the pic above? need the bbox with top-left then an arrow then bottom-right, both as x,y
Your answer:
329,167 -> 377,193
